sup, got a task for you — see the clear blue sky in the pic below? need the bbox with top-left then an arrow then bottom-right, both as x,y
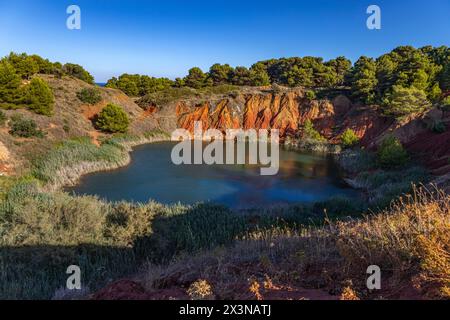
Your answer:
1,0 -> 449,82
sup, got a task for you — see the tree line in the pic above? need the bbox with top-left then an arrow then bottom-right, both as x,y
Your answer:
106,45 -> 449,118
1,47 -> 449,119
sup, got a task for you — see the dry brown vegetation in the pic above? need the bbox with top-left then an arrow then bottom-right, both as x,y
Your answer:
138,187 -> 449,300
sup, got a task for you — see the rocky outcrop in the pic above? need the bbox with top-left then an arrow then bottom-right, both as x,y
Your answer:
167,87 -> 450,179
173,87 -> 385,142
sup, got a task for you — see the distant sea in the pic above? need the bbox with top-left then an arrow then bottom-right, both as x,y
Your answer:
96,83 -> 106,87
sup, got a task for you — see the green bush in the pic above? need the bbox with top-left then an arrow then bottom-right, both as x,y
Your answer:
8,115 -> 44,138
0,60 -> 21,106
21,77 -> 55,116
305,90 -> 316,100
77,87 -> 102,105
303,119 -> 326,142
383,85 -> 432,118
377,136 -> 409,168
62,63 -> 94,84
341,129 -> 360,148
95,104 -> 130,133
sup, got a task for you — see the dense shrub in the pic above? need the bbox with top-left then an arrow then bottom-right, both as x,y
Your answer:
8,115 -> 44,138
106,74 -> 173,96
383,85 -> 432,118
95,104 -> 130,133
0,60 -> 21,106
6,52 -> 39,79
305,90 -> 316,100
62,63 -> 94,84
302,119 -> 326,142
21,77 -> 55,116
77,87 -> 102,105
377,136 -> 409,168
341,129 -> 360,148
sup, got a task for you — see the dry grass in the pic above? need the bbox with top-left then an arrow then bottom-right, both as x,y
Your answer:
336,186 -> 449,298
141,186 -> 449,300
187,280 -> 214,300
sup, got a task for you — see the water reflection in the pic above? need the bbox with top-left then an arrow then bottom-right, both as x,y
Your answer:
67,142 -> 359,209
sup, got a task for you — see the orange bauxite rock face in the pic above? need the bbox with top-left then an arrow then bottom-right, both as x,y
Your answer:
173,88 -> 410,151
176,89 -> 342,138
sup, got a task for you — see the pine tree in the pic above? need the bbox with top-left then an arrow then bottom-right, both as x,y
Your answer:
95,104 -> 130,133
383,85 -> 431,118
0,60 -> 21,106
350,56 -> 378,104
22,77 -> 55,116
184,67 -> 207,89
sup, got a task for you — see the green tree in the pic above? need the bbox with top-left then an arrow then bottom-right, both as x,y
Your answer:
138,76 -> 173,95
383,85 -> 431,118
208,64 -> 233,85
377,136 -> 409,168
376,54 -> 398,98
0,60 -> 21,106
184,67 -> 207,89
249,63 -> 270,86
174,77 -> 186,88
30,54 -> 55,74
95,104 -> 130,133
77,88 -> 102,105
7,53 -> 39,79
105,77 -> 118,89
326,56 -> 352,86
63,63 -> 95,84
428,82 -> 442,102
350,56 -> 378,104
303,119 -> 326,141
284,65 -> 314,87
305,90 -> 316,100
341,129 -> 360,148
440,60 -> 450,91
22,77 -> 55,116
231,66 -> 251,85
114,74 -> 139,96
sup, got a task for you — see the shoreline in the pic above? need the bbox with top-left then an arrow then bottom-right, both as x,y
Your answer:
45,135 -> 171,192
52,136 -> 350,194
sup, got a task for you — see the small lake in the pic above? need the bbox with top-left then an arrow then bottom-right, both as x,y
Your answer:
67,142 -> 359,209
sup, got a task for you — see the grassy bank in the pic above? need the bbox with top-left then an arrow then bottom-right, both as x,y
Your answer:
141,187 -> 449,300
337,149 -> 432,209
29,130 -> 170,191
